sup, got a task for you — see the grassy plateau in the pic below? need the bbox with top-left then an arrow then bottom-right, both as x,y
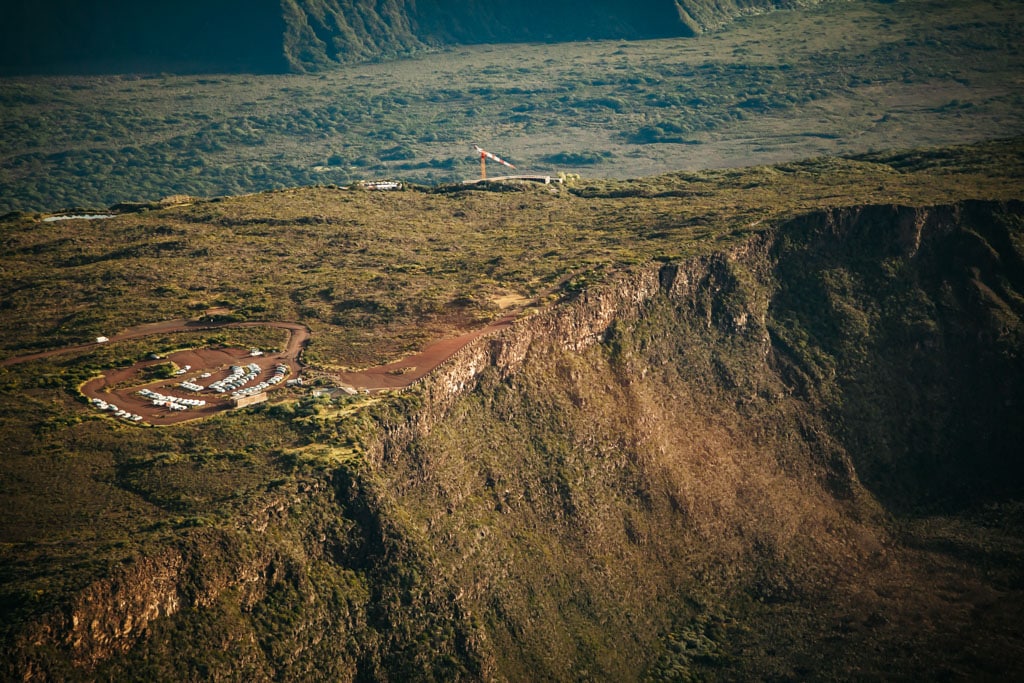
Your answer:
0,0 -> 1023,680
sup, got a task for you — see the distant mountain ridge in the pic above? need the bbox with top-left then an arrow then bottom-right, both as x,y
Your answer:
1,0 -> 811,74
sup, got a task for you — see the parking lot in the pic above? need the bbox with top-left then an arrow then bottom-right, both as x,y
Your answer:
80,346 -> 299,425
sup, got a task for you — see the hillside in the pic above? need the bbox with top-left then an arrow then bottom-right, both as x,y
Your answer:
0,0 -> 800,75
0,1 -> 289,75
2,0 -> 1021,214
1,142 -> 1023,679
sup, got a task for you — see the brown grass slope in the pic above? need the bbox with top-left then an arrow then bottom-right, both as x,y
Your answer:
354,201 -> 1024,680
0,144 -> 1023,680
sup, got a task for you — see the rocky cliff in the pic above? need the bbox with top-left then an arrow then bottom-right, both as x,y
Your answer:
5,200 -> 1024,680
769,202 -> 1024,509
0,0 -> 810,74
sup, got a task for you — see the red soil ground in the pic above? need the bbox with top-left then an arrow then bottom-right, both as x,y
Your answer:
332,314 -> 517,391
80,346 -> 298,426
5,313 -> 518,425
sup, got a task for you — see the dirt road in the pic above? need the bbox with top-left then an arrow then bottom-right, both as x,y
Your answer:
333,314 -> 517,391
0,319 -> 310,368
5,312 -> 518,423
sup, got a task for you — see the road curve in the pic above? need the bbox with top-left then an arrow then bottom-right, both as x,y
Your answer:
0,319 -> 310,368
333,314 -> 517,392
3,312 -> 519,400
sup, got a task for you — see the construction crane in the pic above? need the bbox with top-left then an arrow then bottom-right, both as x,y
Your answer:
474,145 -> 515,180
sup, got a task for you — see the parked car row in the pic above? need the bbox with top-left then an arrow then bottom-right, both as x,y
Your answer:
232,364 -> 288,399
90,398 -> 143,422
86,359 -> 292,423
208,363 -> 263,393
154,401 -> 188,412
138,388 -> 206,409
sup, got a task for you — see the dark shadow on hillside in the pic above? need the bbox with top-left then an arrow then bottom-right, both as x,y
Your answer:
769,201 -> 1024,514
0,0 -> 289,75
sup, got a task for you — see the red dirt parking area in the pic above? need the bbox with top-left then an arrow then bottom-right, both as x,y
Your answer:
81,346 -> 298,426
5,309 -> 520,425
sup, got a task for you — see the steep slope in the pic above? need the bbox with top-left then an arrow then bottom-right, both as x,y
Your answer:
0,1 -> 290,74
0,0 -> 809,74
279,0 -> 700,70
352,201 -> 1024,679
770,203 -> 1024,511
359,252 -> 883,681
278,0 -> 817,71
5,199 -> 1022,680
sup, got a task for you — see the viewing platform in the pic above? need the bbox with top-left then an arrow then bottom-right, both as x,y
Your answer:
461,175 -> 563,185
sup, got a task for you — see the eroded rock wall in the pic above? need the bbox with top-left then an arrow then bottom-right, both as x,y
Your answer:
8,200 -> 1023,680
1,0 -> 809,74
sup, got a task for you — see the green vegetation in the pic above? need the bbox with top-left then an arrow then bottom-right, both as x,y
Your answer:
2,140 -> 1022,369
1,0 -> 1023,678
141,362 -> 177,380
0,137 -> 1022,679
1,0 -> 1022,213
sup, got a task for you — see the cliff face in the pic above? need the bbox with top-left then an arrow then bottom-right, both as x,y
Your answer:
0,1 -> 290,75
277,0 -> 814,71
0,0 -> 806,74
279,0 -> 700,71
368,239 -> 882,680
7,200 -> 1024,680
769,202 -> 1024,510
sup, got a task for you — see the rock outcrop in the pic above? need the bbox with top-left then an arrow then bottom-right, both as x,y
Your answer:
5,200 -> 1023,680
0,0 -> 812,74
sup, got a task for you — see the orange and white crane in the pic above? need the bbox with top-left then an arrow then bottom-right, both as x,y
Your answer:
474,145 -> 515,179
